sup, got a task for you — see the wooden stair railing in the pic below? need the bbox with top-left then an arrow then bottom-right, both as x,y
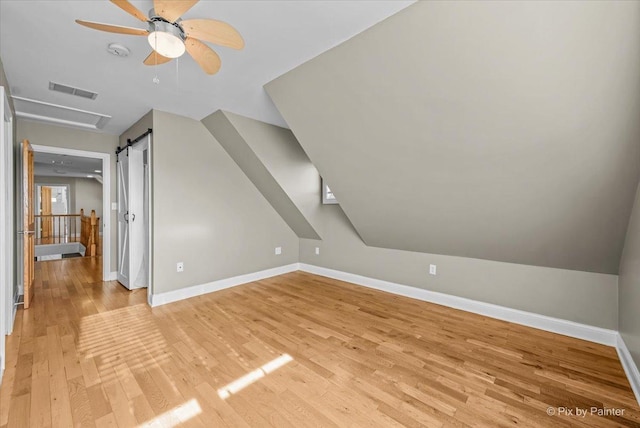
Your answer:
80,209 -> 99,257
34,213 -> 81,244
34,209 -> 99,257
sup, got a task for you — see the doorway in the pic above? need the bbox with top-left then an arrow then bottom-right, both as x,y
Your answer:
35,184 -> 70,240
30,145 -> 111,281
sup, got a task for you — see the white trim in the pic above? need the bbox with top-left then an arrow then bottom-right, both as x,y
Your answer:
149,264 -> 299,307
616,334 -> 640,405
31,145 -> 111,282
13,96 -> 111,130
0,86 -> 13,378
298,263 -> 618,346
109,271 -> 118,281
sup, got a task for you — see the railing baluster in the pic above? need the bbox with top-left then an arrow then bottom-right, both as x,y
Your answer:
33,214 -> 84,246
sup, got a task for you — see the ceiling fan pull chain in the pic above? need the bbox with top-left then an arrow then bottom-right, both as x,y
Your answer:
176,58 -> 180,93
153,31 -> 160,84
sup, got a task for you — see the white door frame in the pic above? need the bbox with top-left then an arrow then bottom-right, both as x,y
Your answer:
0,86 -> 14,379
31,145 -> 111,281
136,136 -> 153,304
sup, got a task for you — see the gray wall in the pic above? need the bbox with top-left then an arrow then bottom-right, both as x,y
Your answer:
266,0 -> 640,274
74,178 -> 102,222
150,110 -> 299,294
202,111 -> 321,239
618,180 -> 640,366
211,111 -> 619,329
34,176 -> 102,221
300,207 -> 618,329
16,119 -> 119,271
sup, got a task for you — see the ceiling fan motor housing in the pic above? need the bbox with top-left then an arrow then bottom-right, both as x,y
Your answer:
147,17 -> 186,58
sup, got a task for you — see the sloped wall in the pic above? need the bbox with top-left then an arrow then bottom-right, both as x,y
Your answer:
266,1 -> 640,274
203,111 -> 618,329
202,111 -> 321,239
150,110 -> 298,294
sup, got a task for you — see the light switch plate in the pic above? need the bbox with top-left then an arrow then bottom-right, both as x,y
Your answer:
111,202 -> 117,210
275,247 -> 282,255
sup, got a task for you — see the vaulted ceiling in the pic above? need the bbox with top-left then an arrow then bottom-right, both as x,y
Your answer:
266,1 -> 640,274
0,0 -> 412,134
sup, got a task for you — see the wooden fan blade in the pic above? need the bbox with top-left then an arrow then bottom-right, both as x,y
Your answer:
75,20 -> 148,36
143,50 -> 173,66
185,38 -> 221,75
154,0 -> 198,23
110,0 -> 148,22
181,19 -> 244,50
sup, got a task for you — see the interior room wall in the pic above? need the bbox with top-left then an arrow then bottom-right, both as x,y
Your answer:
16,119 -> 118,271
202,111 -> 321,240
74,177 -> 102,225
299,207 -> 618,329
266,0 -> 640,276
212,111 -> 619,330
34,176 -> 102,231
618,180 -> 640,367
121,110 -> 299,295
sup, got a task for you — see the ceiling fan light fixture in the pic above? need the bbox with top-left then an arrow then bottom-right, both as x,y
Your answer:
147,21 -> 185,59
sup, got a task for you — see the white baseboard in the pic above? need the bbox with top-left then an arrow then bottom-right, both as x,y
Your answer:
298,263 -> 618,346
616,334 -> 640,405
149,263 -> 299,307
108,271 -> 118,281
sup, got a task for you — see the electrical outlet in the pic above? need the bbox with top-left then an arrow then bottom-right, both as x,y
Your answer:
275,247 -> 282,255
177,262 -> 184,273
429,264 -> 437,275
315,247 -> 320,255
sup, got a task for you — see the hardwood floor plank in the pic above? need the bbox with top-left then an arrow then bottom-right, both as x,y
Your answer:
67,376 -> 95,427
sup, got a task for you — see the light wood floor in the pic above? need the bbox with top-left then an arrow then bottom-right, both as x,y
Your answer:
1,258 -> 639,427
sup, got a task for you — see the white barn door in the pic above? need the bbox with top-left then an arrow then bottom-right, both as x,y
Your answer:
117,147 -> 145,289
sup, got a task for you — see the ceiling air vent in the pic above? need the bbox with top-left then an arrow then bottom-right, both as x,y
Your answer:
48,81 -> 98,100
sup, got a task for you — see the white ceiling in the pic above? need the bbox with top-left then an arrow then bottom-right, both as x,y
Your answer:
34,152 -> 103,179
0,0 -> 413,135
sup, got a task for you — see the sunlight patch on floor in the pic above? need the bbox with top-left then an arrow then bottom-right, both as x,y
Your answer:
217,353 -> 293,399
76,303 -> 171,382
138,398 -> 202,428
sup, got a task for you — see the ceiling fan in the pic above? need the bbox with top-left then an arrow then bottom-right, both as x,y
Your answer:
76,0 -> 244,75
